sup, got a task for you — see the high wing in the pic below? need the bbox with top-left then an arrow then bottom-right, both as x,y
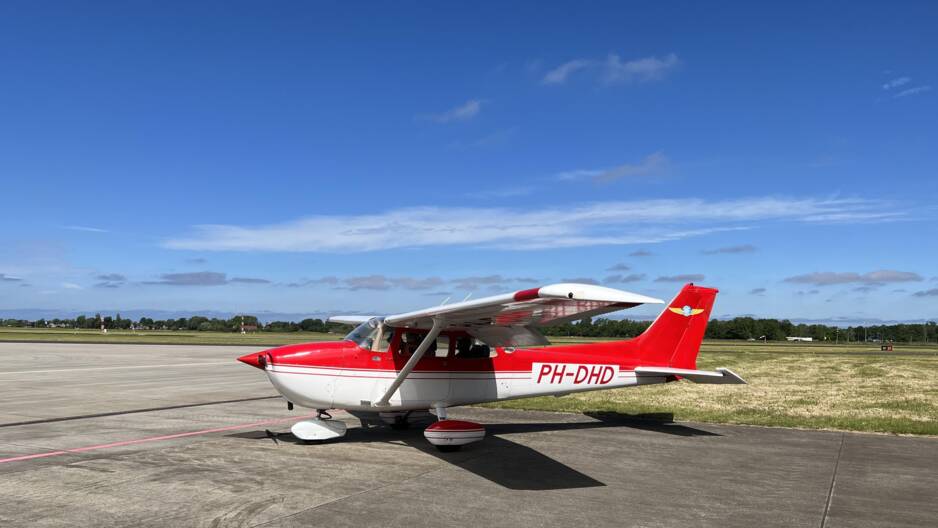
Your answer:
382,283 -> 664,347
327,315 -> 379,326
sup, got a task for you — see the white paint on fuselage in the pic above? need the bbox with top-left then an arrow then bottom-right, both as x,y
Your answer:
264,364 -> 667,412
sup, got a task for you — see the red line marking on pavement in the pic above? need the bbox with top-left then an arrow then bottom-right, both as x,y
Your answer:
0,412 -> 318,465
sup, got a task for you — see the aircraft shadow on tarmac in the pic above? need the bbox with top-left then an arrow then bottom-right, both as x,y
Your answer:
228,412 -> 718,491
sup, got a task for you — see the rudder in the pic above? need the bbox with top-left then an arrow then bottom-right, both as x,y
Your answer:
635,283 -> 718,370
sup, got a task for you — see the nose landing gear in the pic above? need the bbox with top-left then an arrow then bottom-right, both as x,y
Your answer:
291,409 -> 345,442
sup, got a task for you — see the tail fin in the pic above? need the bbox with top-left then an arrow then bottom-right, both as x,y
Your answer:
635,283 -> 718,370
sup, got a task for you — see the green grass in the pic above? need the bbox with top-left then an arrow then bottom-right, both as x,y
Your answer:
3,327 -> 936,435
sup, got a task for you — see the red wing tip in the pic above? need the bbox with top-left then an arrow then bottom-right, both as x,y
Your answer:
513,287 -> 540,302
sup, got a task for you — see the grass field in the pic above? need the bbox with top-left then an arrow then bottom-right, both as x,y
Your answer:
489,341 -> 938,436
0,327 -> 343,346
2,327 -> 936,435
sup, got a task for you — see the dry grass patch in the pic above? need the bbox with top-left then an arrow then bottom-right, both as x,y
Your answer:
488,346 -> 938,435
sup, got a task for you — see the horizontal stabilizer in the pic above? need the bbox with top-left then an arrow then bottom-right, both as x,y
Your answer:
634,366 -> 747,384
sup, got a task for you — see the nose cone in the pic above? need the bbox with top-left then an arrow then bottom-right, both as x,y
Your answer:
237,351 -> 266,370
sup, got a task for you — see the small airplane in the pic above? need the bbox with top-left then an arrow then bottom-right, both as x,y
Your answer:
238,282 -> 745,451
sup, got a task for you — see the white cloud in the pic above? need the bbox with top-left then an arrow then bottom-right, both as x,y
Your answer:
882,76 -> 911,90
603,53 -> 679,84
893,85 -> 932,99
164,197 -> 898,253
422,99 -> 483,123
61,282 -> 82,289
554,169 -> 603,181
542,59 -> 594,85
541,53 -> 679,86
63,225 -> 108,233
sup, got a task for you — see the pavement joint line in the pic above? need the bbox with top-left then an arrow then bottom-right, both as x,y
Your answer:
819,432 -> 846,528
0,395 -> 283,428
0,412 -> 319,465
0,361 -> 236,375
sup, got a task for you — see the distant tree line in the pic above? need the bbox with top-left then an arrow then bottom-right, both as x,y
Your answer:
2,315 -> 936,343
0,314 -> 350,334
540,317 -> 938,343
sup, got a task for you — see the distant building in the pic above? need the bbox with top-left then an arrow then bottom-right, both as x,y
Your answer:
786,336 -> 813,342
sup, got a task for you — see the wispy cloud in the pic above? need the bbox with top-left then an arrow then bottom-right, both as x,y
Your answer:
449,127 -> 518,150
61,282 -> 82,289
466,186 -> 535,200
749,288 -> 766,295
562,277 -> 601,285
882,77 -> 911,90
605,273 -> 645,284
655,274 -> 705,283
230,277 -> 271,284
164,196 -> 900,253
596,152 -> 669,183
542,53 -> 679,86
421,99 -> 483,123
629,250 -> 653,257
893,85 -> 932,99
288,275 -> 536,292
63,225 -> 108,233
783,270 -> 924,286
542,59 -> 594,85
702,244 -> 757,255
94,273 -> 127,289
287,276 -> 339,288
913,288 -> 938,297
555,152 -> 669,184
451,275 -> 537,290
1,273 -> 23,282
606,263 -> 630,271
603,53 -> 679,84
143,271 -> 270,287
339,275 -> 444,291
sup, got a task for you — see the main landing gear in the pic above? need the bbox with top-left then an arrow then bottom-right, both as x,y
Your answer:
422,404 -> 486,452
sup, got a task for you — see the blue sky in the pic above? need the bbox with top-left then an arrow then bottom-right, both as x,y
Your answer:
1,1 -> 936,323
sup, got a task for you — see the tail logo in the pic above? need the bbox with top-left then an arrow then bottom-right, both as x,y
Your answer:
670,305 -> 704,317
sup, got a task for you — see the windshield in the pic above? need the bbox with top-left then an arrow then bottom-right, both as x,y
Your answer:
345,317 -> 383,349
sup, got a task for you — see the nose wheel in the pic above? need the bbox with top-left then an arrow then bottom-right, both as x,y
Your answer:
291,409 -> 345,442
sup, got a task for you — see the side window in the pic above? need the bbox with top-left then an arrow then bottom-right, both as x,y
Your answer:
397,332 -> 449,358
454,337 -> 493,359
434,335 -> 451,358
373,326 -> 394,352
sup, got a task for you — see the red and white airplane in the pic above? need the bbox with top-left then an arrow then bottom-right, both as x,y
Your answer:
238,282 -> 744,451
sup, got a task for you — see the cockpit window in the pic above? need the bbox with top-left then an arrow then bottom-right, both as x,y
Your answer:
345,318 -> 382,349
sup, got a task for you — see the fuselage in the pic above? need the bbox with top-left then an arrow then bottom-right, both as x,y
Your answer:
239,338 -> 672,412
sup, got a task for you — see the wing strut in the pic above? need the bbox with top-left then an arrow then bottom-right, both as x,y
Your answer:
374,317 -> 444,407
